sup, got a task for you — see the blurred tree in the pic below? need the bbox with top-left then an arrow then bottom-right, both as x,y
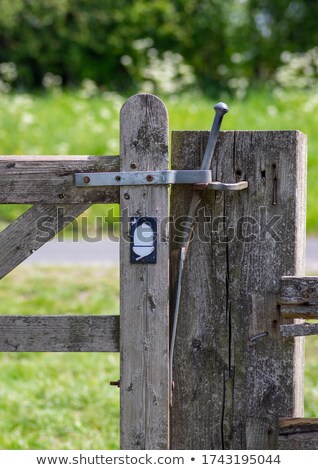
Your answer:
246,0 -> 318,79
0,0 -> 317,93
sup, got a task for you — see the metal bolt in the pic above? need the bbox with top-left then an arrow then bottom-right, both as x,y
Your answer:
130,162 -> 137,169
83,176 -> 90,184
110,380 -> 120,387
124,193 -> 130,200
146,174 -> 154,182
115,175 -> 121,182
249,332 -> 268,342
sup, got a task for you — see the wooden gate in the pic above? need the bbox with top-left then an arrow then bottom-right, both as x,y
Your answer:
0,93 -> 317,449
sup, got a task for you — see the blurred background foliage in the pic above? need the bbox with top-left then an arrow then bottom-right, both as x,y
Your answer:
1,0 -> 318,95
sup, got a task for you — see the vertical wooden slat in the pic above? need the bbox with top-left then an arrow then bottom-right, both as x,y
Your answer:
170,130 -> 306,449
120,94 -> 169,449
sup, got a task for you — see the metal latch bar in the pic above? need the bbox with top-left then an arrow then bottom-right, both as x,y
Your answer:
75,170 -> 212,187
75,170 -> 249,190
194,181 -> 249,191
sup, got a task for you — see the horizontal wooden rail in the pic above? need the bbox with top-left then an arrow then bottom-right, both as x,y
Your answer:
0,315 -> 119,352
280,276 -> 318,319
278,418 -> 318,450
280,322 -> 318,337
0,155 -> 119,203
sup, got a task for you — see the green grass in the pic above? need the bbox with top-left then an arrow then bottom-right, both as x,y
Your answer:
0,266 -> 120,450
0,87 -> 317,232
0,266 -> 119,315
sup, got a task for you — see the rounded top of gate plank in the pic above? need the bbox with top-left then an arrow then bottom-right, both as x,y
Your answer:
120,93 -> 168,169
120,93 -> 168,120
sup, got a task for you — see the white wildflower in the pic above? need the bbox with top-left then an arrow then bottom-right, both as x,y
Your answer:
231,53 -> 243,64
0,62 -> 18,82
0,79 -> 10,94
42,72 -> 63,89
267,105 -> 278,116
80,79 -> 99,99
132,38 -> 154,50
55,142 -> 70,154
120,55 -> 133,66
276,47 -> 318,89
100,108 -> 111,120
21,112 -> 35,125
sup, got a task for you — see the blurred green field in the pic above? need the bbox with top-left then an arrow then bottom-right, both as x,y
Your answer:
0,266 -> 120,450
0,265 -> 317,449
0,88 -> 317,233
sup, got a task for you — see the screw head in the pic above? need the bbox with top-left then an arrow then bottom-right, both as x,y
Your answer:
115,175 -> 121,182
110,380 -> 120,387
130,162 -> 137,169
146,174 -> 154,182
124,193 -> 130,200
83,176 -> 90,184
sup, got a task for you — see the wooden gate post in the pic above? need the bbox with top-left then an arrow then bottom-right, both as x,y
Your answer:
170,130 -> 306,449
120,94 -> 170,449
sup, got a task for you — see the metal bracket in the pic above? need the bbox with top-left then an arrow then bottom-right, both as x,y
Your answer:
194,181 -> 249,191
75,170 -> 210,186
75,170 -> 248,191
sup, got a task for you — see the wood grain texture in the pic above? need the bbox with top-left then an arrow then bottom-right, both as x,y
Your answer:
280,323 -> 318,337
280,276 -> 318,318
278,418 -> 318,450
0,155 -> 119,203
0,203 -> 90,279
0,315 -> 119,352
170,130 -> 306,450
120,94 -> 169,449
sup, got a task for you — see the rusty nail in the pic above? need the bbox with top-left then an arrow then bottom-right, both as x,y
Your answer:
83,176 -> 90,184
146,174 -> 154,182
115,175 -> 121,181
130,162 -> 137,169
249,332 -> 268,342
110,380 -> 120,387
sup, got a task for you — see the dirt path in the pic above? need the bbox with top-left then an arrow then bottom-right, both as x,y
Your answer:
23,239 -> 119,266
22,237 -> 318,272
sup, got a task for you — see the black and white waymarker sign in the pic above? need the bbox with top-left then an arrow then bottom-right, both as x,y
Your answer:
130,217 -> 157,264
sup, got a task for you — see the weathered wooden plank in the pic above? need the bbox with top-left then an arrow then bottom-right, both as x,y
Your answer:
0,315 -> 119,352
170,130 -> 306,449
120,94 -> 169,449
0,203 -> 90,280
281,306 -> 318,318
281,276 -> 318,318
0,155 -> 119,203
278,418 -> 318,450
280,322 -> 318,337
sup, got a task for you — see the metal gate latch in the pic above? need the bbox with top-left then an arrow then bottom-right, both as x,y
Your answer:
74,170 -> 248,191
